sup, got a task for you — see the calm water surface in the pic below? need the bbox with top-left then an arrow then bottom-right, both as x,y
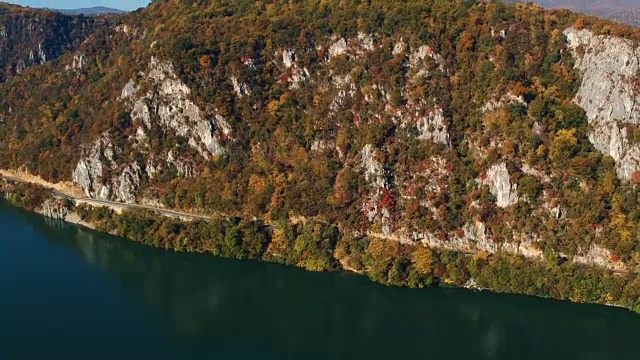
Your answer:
1,201 -> 639,360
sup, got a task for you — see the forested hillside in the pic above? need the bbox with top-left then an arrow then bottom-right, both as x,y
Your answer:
0,3 -> 108,82
2,0 -> 640,309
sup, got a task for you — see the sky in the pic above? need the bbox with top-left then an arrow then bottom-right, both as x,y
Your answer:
3,0 -> 151,11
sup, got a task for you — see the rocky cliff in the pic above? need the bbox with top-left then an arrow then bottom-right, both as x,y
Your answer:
0,3 -> 105,82
71,55 -> 232,203
565,26 -> 640,180
40,198 -> 72,220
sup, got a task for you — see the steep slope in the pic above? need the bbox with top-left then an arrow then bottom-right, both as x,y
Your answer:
2,0 -> 640,308
0,3 -> 109,82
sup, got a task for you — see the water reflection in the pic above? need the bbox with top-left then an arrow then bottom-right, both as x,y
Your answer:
16,208 -> 640,360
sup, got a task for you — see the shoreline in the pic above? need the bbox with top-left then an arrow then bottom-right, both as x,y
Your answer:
16,201 -> 638,314
1,176 -> 639,313
62,212 -> 97,230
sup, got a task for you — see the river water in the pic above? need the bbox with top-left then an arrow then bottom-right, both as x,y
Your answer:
1,201 -> 639,359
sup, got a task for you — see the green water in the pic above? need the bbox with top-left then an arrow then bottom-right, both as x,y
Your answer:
1,201 -> 639,359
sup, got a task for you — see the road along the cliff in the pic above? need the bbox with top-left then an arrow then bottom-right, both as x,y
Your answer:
2,175 -> 629,275
1,175 -> 212,222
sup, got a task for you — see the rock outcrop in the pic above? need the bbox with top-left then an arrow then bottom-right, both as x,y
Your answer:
278,49 -> 309,89
481,92 -> 527,113
120,79 -> 138,99
357,32 -> 375,52
125,57 -> 229,159
415,107 -> 450,145
73,56 -> 236,203
480,163 -> 519,208
230,76 -> 250,97
564,27 -> 640,181
116,162 -> 142,204
574,243 -> 626,272
372,221 -> 544,262
73,134 -> 117,200
40,199 -> 71,220
361,144 -> 385,190
65,52 -> 86,72
328,37 -> 348,59
72,133 -> 143,203
360,144 -> 391,233
409,44 -> 446,72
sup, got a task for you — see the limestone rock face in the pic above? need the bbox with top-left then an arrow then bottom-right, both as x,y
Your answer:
574,244 -> 626,272
409,45 -> 445,72
116,162 -> 142,204
120,79 -> 138,99
481,163 -> 519,208
564,27 -> 640,180
65,52 -> 86,72
72,134 -> 116,200
481,92 -> 526,113
127,57 -> 229,159
375,222 -> 543,262
328,38 -> 347,59
282,49 -> 295,68
360,144 -> 390,232
357,32 -> 374,52
416,107 -> 450,145
73,56 -> 234,203
166,150 -> 195,178
40,199 -> 71,220
392,39 -> 405,56
230,76 -> 250,97
361,144 -> 385,190
277,49 -> 309,89
72,133 -> 142,203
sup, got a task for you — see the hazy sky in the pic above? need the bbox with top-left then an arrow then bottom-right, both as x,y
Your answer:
3,0 -> 151,11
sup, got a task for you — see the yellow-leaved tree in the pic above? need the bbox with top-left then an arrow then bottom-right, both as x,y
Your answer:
549,128 -> 578,164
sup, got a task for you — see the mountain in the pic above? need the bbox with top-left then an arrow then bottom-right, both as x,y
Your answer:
586,8 -> 640,27
56,7 -> 125,15
528,0 -> 640,8
510,0 -> 640,26
2,0 -> 640,309
0,3 -> 108,82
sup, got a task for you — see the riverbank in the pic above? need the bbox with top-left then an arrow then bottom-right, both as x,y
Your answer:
2,177 -> 640,313
64,212 -> 97,230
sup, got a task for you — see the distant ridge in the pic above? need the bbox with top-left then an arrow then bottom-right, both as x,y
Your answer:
508,0 -> 640,27
55,6 -> 125,15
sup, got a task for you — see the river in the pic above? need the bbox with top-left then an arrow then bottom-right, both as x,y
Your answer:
1,201 -> 639,359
